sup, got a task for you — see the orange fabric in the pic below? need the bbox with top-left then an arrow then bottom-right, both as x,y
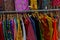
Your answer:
52,19 -> 58,40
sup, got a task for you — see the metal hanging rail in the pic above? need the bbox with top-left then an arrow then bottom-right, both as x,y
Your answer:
0,9 -> 60,13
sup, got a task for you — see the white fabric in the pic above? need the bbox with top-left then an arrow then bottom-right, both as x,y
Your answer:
20,17 -> 26,40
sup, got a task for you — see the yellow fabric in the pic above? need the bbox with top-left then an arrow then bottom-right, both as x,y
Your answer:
30,0 -> 37,10
46,16 -> 53,40
16,18 -> 23,40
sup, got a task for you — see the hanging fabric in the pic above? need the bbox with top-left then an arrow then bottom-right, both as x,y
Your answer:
16,16 -> 23,40
14,17 -> 17,40
42,0 -> 48,9
20,16 -> 26,40
3,14 -> 8,40
30,0 -> 38,10
15,0 -> 29,11
4,0 -> 14,11
52,19 -> 58,40
0,13 -> 59,40
40,15 -> 50,40
58,17 -> 60,40
10,15 -> 15,40
23,16 -> 37,40
6,14 -> 12,40
37,0 -> 42,9
31,16 -> 41,40
0,15 -> 4,40
0,0 -> 4,11
46,15 -> 53,40
29,17 -> 36,35
52,0 -> 60,7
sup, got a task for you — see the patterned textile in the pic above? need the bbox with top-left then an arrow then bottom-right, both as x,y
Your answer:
52,0 -> 60,7
40,16 -> 50,40
15,0 -> 29,11
4,0 -> 14,11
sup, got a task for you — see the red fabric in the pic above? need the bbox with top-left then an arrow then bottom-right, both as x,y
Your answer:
0,0 -> 3,4
23,17 -> 36,40
52,0 -> 60,6
0,21 -> 4,40
0,0 -> 3,10
52,19 -> 58,40
41,16 -> 50,40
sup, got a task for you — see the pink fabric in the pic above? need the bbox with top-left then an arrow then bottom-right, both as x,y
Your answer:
23,17 -> 36,40
15,0 -> 29,11
52,0 -> 60,6
14,20 -> 17,40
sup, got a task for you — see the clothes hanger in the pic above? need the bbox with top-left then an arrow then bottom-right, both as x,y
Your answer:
13,13 -> 16,18
7,14 -> 10,20
10,14 -> 13,20
31,12 -> 36,18
49,12 -> 54,18
23,13 -> 27,19
18,13 -> 22,20
17,13 -> 19,19
40,13 -> 44,18
3,14 -> 6,21
39,13 -> 42,19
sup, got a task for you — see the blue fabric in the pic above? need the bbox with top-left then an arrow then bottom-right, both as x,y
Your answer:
29,17 -> 36,35
10,20 -> 14,40
42,0 -> 48,9
6,20 -> 12,40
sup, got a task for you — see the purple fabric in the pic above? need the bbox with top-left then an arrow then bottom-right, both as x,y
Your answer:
10,19 -> 14,40
15,0 -> 29,11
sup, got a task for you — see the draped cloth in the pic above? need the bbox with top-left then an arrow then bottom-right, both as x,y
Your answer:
0,0 -> 3,11
4,0 -> 14,11
15,0 -> 29,11
52,0 -> 60,7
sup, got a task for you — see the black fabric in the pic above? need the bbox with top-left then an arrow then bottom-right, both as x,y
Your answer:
37,0 -> 42,9
31,16 -> 41,40
20,20 -> 23,36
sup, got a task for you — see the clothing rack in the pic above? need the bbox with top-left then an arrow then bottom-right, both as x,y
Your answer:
0,9 -> 60,13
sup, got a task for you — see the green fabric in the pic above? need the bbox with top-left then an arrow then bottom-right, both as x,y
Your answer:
39,21 -> 44,40
3,20 -> 8,40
